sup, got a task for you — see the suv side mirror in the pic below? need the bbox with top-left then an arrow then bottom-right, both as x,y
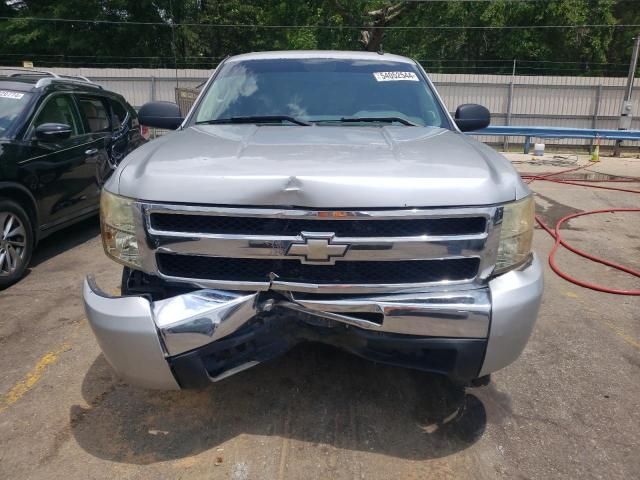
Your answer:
138,101 -> 184,130
454,104 -> 490,132
35,123 -> 72,141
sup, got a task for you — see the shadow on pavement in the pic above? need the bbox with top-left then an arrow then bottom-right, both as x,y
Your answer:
30,215 -> 100,268
71,344 -> 486,464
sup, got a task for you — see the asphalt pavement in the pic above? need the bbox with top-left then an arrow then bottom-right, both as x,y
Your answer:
0,153 -> 639,479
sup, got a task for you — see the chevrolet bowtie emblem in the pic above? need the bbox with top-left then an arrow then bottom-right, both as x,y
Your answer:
286,233 -> 349,264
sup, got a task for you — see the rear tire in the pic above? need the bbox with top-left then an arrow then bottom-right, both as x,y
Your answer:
0,199 -> 34,289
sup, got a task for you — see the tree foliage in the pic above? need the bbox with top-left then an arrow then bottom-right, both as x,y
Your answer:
0,0 -> 637,76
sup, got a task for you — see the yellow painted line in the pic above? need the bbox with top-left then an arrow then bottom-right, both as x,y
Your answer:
0,343 -> 71,413
277,410 -> 291,480
603,321 -> 640,351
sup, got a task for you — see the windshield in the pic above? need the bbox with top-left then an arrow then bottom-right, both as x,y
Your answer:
194,58 -> 449,128
0,89 -> 32,137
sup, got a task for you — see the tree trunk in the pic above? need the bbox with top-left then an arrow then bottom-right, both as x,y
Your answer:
361,27 -> 385,52
360,2 -> 413,52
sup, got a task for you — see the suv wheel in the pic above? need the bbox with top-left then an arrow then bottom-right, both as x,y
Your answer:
0,199 -> 34,289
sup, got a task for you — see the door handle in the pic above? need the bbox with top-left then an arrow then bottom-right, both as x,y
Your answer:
85,148 -> 99,156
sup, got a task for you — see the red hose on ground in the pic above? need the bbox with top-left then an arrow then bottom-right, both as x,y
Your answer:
523,161 -> 640,295
536,210 -> 640,295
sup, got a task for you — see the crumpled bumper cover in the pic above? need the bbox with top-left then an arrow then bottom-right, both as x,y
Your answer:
83,255 -> 543,389
82,277 -> 180,390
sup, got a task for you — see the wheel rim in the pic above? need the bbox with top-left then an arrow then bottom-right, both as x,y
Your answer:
0,211 -> 27,276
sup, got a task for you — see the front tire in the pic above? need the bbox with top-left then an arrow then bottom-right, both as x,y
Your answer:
0,199 -> 34,289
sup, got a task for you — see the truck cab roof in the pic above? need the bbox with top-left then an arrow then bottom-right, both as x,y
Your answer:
225,50 -> 416,64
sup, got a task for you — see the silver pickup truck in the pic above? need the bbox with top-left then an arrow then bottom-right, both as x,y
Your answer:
83,51 -> 543,390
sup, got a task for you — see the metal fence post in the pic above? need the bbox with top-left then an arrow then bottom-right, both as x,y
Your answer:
150,76 -> 157,138
590,84 -> 602,152
150,76 -> 156,102
615,35 -> 640,156
503,80 -> 514,151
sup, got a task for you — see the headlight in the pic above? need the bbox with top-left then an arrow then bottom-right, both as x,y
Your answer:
100,190 -> 142,268
495,196 -> 534,274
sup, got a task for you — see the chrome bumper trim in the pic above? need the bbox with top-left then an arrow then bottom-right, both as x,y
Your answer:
152,289 -> 259,356
282,290 -> 490,338
153,287 -> 490,356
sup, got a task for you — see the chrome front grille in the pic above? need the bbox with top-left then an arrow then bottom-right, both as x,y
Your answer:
150,213 -> 488,237
137,204 -> 502,294
156,255 -> 481,285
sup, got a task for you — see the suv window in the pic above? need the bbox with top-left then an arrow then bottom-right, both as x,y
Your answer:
109,99 -> 128,130
0,89 -> 32,137
78,97 -> 111,132
34,94 -> 82,136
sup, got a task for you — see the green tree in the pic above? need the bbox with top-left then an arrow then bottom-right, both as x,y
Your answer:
0,0 -> 636,76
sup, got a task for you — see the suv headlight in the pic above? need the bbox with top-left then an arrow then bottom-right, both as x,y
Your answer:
100,190 -> 142,268
495,196 -> 535,274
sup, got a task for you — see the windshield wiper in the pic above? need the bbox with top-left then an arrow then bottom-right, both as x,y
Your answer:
196,115 -> 311,126
337,116 -> 418,126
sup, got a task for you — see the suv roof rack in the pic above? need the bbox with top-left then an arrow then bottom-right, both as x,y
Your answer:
0,67 -> 102,90
1,66 -> 61,77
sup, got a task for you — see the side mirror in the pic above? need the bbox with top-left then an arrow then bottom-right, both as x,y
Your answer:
454,104 -> 490,132
35,123 -> 72,141
138,101 -> 184,130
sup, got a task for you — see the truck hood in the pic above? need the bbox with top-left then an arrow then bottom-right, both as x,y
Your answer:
113,125 -> 528,208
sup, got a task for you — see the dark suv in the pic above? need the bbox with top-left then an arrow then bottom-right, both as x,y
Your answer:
0,68 -> 146,287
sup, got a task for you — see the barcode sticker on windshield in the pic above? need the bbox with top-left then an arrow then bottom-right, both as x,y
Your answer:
0,90 -> 25,100
373,72 -> 419,82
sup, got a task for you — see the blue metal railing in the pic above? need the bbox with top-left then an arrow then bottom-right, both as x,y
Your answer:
467,126 -> 640,153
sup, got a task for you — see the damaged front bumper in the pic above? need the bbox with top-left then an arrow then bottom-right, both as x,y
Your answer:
83,254 -> 543,389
